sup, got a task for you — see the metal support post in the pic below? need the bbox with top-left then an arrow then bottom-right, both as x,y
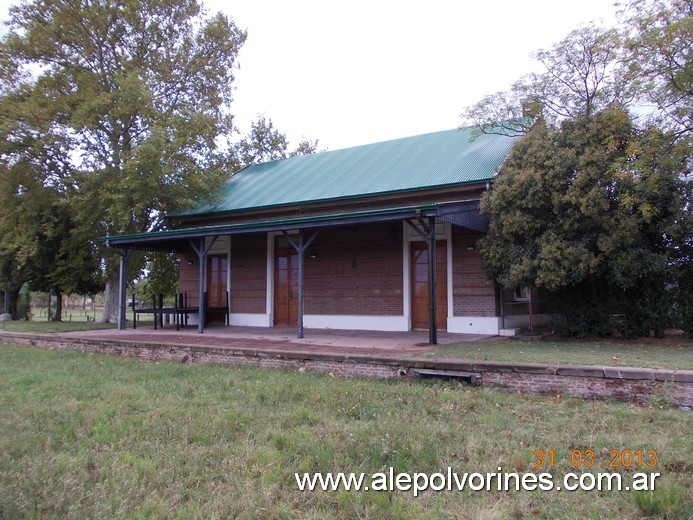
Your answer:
428,216 -> 438,345
283,229 -> 321,339
188,236 -> 218,333
117,249 -> 131,330
297,231 -> 305,338
405,217 -> 438,345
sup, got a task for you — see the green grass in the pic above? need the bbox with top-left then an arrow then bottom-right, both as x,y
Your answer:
30,306 -> 100,323
1,305 -> 157,333
1,344 -> 691,519
427,337 -> 693,371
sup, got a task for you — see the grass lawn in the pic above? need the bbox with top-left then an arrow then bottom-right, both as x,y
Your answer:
427,336 -> 693,371
0,344 -> 691,519
30,306 -> 100,323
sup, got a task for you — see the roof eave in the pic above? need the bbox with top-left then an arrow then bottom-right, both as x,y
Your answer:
102,200 -> 488,251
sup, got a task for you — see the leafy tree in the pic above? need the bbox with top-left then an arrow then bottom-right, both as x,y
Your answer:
0,153 -> 101,320
479,109 -> 690,337
0,45 -> 103,321
464,3 -> 691,336
24,200 -> 103,321
0,0 -> 247,322
463,0 -> 691,139
0,159 -> 29,319
462,25 -> 631,136
0,254 -> 26,319
290,137 -> 321,157
139,251 -> 180,301
233,115 -> 319,166
619,0 -> 693,135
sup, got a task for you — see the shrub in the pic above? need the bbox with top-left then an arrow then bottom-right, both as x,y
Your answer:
548,283 -> 613,338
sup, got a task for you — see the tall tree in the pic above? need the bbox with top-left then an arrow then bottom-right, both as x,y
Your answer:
0,0 -> 246,322
619,0 -> 693,135
0,78 -> 74,319
233,115 -> 319,166
462,4 -> 691,336
479,109 -> 690,337
24,200 -> 103,321
461,25 -> 632,135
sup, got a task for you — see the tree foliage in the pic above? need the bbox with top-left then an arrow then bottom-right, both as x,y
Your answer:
138,252 -> 180,300
466,0 -> 691,337
619,0 -> 693,135
233,115 -> 319,167
479,110 -> 691,337
462,25 -> 630,136
462,0 -> 692,137
0,0 -> 247,321
0,74 -> 103,319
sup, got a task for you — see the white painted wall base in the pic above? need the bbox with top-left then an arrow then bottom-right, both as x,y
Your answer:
447,316 -> 501,335
304,314 -> 410,332
228,313 -> 272,327
181,313 -> 271,328
192,312 -> 511,335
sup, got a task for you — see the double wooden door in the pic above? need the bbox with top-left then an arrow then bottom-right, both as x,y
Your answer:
411,241 -> 447,330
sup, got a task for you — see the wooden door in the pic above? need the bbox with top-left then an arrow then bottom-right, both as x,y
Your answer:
411,241 -> 447,330
206,254 -> 228,315
274,248 -> 298,326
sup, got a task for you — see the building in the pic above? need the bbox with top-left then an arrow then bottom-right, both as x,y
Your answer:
103,126 -> 539,343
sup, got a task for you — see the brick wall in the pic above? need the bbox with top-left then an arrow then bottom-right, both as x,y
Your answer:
5,333 -> 691,408
230,235 -> 267,314
8,335 -> 404,379
480,372 -> 690,406
178,250 -> 200,307
451,228 -> 497,317
304,223 -> 403,316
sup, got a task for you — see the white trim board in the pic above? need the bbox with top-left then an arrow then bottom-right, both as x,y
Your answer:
447,316 -> 501,335
228,313 -> 272,327
304,314 -> 409,332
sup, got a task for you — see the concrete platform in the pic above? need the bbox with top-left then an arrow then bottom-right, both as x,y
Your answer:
1,326 -> 691,407
58,325 -> 492,359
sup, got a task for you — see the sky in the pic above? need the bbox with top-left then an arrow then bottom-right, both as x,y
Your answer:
0,0 -> 619,151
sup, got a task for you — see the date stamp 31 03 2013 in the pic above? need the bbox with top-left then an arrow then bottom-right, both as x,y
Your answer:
532,448 -> 658,469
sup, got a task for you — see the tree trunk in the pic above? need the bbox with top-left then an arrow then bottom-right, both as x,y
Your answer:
54,291 -> 63,322
100,270 -> 119,323
8,287 -> 21,320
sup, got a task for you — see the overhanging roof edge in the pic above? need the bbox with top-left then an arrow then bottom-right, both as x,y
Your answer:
102,200 -> 489,250
101,204 -> 440,248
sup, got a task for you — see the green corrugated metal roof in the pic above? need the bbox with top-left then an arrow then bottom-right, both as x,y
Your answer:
175,126 -> 519,218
